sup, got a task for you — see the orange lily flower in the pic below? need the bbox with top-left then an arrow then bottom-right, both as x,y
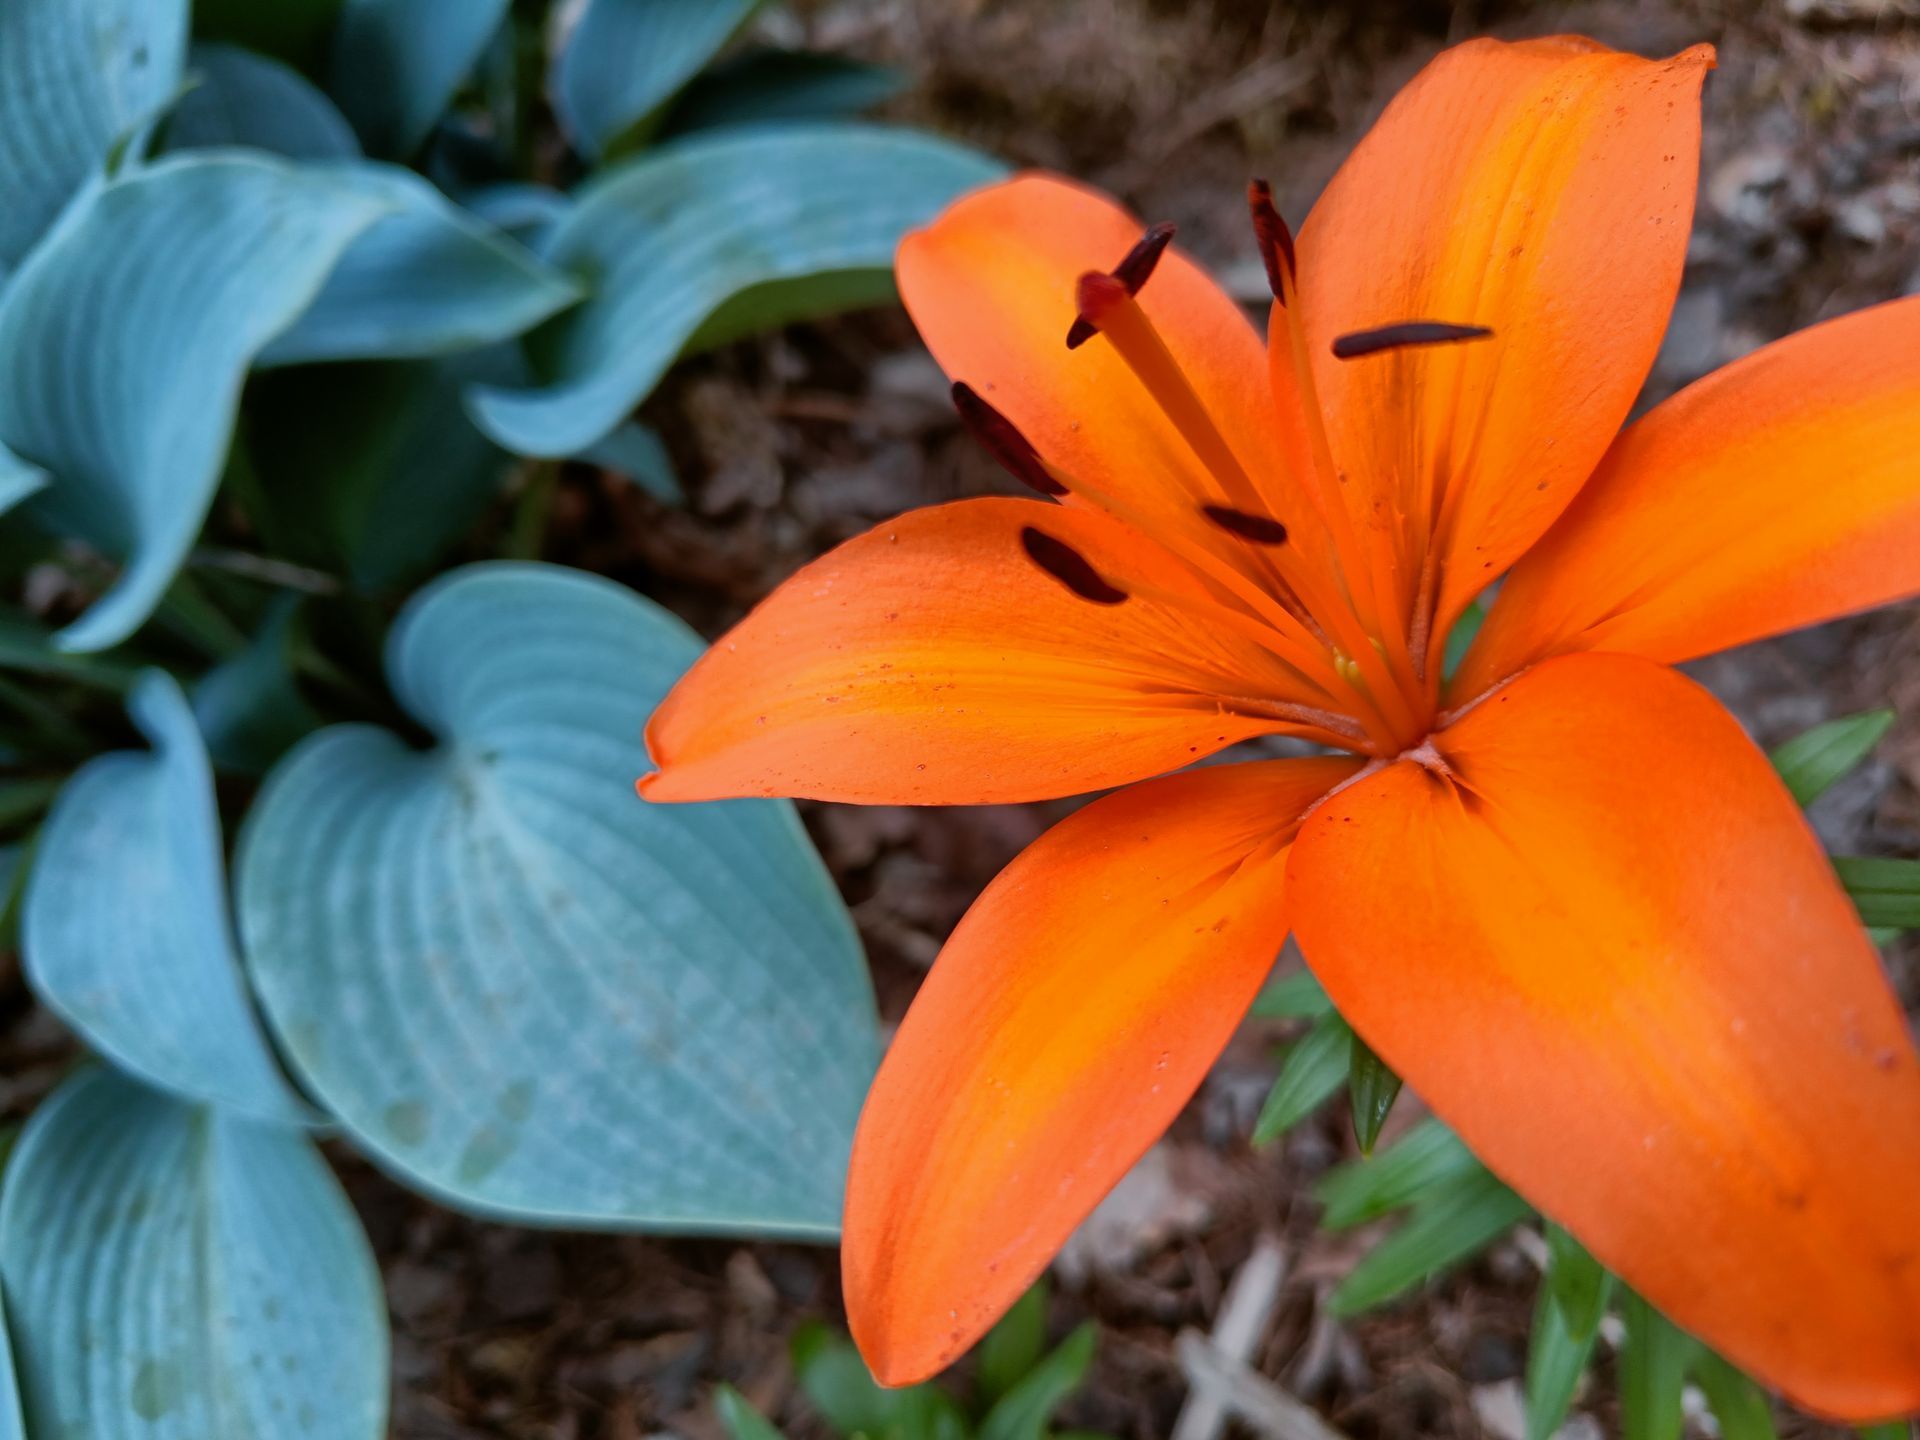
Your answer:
639,35 -> 1920,1419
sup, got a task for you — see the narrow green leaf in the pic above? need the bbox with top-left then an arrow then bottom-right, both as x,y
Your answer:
1442,596 -> 1486,681
1690,1350 -> 1778,1440
1855,1423 -> 1912,1440
977,1283 -> 1048,1405
1769,709 -> 1894,808
979,1322 -> 1097,1440
1619,1291 -> 1697,1440
1524,1266 -> 1612,1440
1544,1223 -> 1608,1342
1347,1032 -> 1402,1156
1328,1167 -> 1531,1316
1249,967 -> 1332,1020
792,1322 -> 965,1439
713,1385 -> 787,1440
1252,1010 -> 1351,1145
1315,1119 -> 1484,1230
1834,856 -> 1920,931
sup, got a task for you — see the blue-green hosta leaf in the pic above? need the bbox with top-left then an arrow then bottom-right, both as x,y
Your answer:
166,42 -> 361,160
467,123 -> 1004,457
666,49 -> 909,136
553,0 -> 760,159
0,154 -> 389,653
263,163 -> 582,365
577,421 -> 682,503
23,671 -> 308,1124
0,441 -> 47,518
464,182 -> 572,245
0,0 -> 189,272
0,1292 -> 22,1440
192,595 -> 324,776
244,351 -> 517,587
236,562 -> 879,1232
328,0 -> 512,158
0,1067 -> 386,1440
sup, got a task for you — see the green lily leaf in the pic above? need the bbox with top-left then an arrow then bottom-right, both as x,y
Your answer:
1315,1119 -> 1484,1230
0,1067 -> 386,1439
714,1385 -> 787,1440
1328,1166 -> 1532,1316
1347,1031 -> 1402,1156
1769,709 -> 1894,808
1691,1350 -> 1778,1440
1251,1008 -> 1351,1144
236,563 -> 879,1231
1524,1263 -> 1612,1440
1619,1291 -> 1697,1440
793,1321 -> 967,1440
1249,967 -> 1332,1020
1544,1222 -> 1608,1342
1834,856 -> 1920,931
978,1323 -> 1097,1440
977,1283 -> 1050,1405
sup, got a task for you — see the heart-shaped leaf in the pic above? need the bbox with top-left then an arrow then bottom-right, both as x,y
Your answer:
236,562 -> 878,1232
0,153 -> 390,653
0,1066 -> 387,1440
466,123 -> 1004,457
0,0 -> 188,273
263,163 -> 582,365
328,0 -> 512,158
23,670 -> 309,1123
553,0 -> 759,159
166,42 -> 362,160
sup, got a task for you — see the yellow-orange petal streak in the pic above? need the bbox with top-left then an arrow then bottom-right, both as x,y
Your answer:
1286,653 -> 1920,1420
641,498 -> 1322,806
1295,36 -> 1712,645
1458,296 -> 1920,698
843,756 -> 1361,1384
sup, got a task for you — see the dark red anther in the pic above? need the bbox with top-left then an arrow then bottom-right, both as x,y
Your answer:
1331,321 -> 1493,360
1066,271 -> 1130,351
1247,180 -> 1296,303
951,383 -> 1067,496
1066,224 -> 1175,348
1201,504 -> 1289,546
1019,526 -> 1130,605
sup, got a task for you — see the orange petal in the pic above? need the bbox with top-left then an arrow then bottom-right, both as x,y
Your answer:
1458,296 -> 1920,698
1295,37 -> 1712,641
844,756 -> 1360,1383
1287,653 -> 1920,1420
896,173 -> 1312,558
642,498 -> 1325,805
